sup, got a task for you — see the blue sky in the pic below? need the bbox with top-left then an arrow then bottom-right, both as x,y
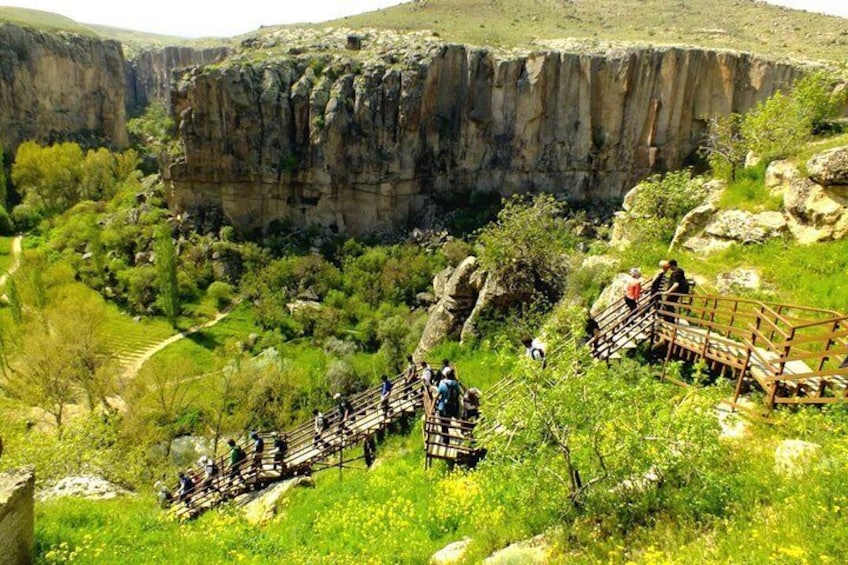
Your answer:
0,0 -> 845,38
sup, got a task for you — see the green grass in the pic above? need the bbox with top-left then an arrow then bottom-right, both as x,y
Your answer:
792,132 -> 848,173
311,0 -> 848,61
0,235 -> 14,274
716,163 -> 783,213
0,7 -> 95,35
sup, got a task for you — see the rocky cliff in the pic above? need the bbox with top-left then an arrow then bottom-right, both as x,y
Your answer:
0,23 -> 128,152
0,466 -> 35,565
168,33 -> 802,236
126,46 -> 230,113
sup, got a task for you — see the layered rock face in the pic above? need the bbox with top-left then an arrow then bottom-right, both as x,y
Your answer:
0,466 -> 35,565
0,23 -> 128,152
169,42 -> 800,236
126,46 -> 230,112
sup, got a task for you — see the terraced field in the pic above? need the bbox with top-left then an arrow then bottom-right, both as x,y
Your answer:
99,301 -> 177,372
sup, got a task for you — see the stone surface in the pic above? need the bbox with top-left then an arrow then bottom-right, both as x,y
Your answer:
416,257 -> 480,356
715,403 -> 749,438
431,538 -> 471,565
670,202 -> 717,250
590,272 -> 632,317
0,23 -> 128,152
0,466 -> 35,565
169,38 -> 801,236
483,535 -> 550,564
764,160 -> 799,192
703,210 -> 787,243
167,435 -> 215,468
774,439 -> 822,477
126,46 -> 230,112
784,177 -> 848,244
38,476 -> 132,502
460,269 -> 534,343
806,146 -> 848,186
240,476 -> 315,525
716,268 -> 761,294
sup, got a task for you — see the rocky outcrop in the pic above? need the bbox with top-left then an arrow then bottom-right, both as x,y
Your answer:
483,535 -> 550,564
590,272 -> 631,316
0,466 -> 35,565
0,23 -> 128,152
774,439 -> 822,477
126,46 -> 230,113
416,257 -> 480,356
716,268 -> 761,294
430,538 -> 471,565
240,475 -> 315,525
38,476 -> 132,501
169,37 -> 801,236
806,146 -> 848,186
784,178 -> 848,244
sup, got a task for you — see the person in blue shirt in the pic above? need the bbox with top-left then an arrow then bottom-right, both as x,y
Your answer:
380,374 -> 393,416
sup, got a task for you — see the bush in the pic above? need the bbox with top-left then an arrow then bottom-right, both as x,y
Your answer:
207,281 -> 234,309
10,203 -> 43,231
0,204 -> 13,234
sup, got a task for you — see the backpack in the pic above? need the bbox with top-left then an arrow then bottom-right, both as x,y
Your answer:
677,274 -> 690,295
233,446 -> 246,462
317,413 -> 328,431
446,380 -> 461,415
206,461 -> 219,476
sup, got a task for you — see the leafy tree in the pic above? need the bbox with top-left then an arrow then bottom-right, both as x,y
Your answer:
0,144 -> 7,206
154,227 -> 180,326
477,194 -> 575,299
0,205 -> 13,235
740,91 -> 811,162
79,147 -> 117,201
700,113 -> 747,181
11,141 -> 84,214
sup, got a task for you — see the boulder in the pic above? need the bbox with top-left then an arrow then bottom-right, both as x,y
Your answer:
806,146 -> 848,186
38,476 -> 132,502
716,268 -> 761,294
484,534 -> 550,564
669,202 -> 717,250
681,236 -> 734,255
0,466 -> 35,565
590,273 -> 631,317
774,440 -> 822,477
415,257 -> 480,356
240,476 -> 315,525
744,150 -> 762,169
431,538 -> 471,565
784,177 -> 848,244
764,160 -> 799,193
433,266 -> 455,298
167,436 -> 215,468
460,270 -> 533,343
703,210 -> 787,243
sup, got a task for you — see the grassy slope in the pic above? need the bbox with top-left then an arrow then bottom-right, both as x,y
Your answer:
0,235 -> 14,274
319,0 -> 848,61
0,7 -> 94,35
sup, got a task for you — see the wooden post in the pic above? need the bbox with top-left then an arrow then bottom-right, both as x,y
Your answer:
661,324 -> 679,382
732,347 -> 752,409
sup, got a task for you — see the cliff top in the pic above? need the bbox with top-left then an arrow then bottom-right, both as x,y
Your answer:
290,0 -> 848,63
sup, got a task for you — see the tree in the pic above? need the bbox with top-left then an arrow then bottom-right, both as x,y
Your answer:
79,147 -> 117,201
0,144 -> 7,206
700,113 -> 747,181
477,194 -> 575,300
154,227 -> 180,326
11,141 -> 84,214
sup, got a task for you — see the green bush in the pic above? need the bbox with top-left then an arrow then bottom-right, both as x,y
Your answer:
207,280 -> 234,309
0,204 -> 13,234
10,202 -> 43,231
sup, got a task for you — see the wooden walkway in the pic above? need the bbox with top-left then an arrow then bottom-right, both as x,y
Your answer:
590,288 -> 848,408
168,374 -> 422,519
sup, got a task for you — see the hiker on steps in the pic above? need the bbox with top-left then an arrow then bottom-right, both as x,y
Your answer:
404,354 -> 418,399
250,431 -> 264,482
199,455 -> 220,493
625,268 -> 642,316
272,432 -> 288,473
662,259 -> 690,321
178,471 -> 195,506
436,364 -> 461,444
313,409 -> 329,448
380,374 -> 393,417
335,393 -> 354,431
227,439 -> 246,488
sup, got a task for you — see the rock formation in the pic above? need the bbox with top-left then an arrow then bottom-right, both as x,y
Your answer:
125,46 -> 230,113
168,35 -> 801,236
0,466 -> 35,565
0,23 -> 128,152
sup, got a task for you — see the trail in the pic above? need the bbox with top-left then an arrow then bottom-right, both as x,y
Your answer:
123,301 -> 239,379
0,235 -> 23,287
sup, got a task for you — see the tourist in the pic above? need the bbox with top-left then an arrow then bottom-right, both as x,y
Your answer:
380,374 -> 393,416
250,431 -> 264,475
177,471 -> 195,505
404,354 -> 418,398
200,455 -> 219,493
272,432 -> 288,472
463,387 -> 481,421
313,409 -> 328,447
521,336 -> 547,368
227,438 -> 246,486
420,360 -> 434,387
335,393 -> 353,428
625,267 -> 642,314
663,259 -> 690,319
437,368 -> 461,419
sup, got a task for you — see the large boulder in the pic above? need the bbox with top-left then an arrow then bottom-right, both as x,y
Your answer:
703,210 -> 788,243
0,466 -> 35,565
764,160 -> 799,193
460,270 -> 535,343
806,146 -> 848,186
483,534 -> 550,564
415,257 -> 480,357
431,538 -> 472,565
240,476 -> 315,525
784,177 -> 848,244
670,202 -> 717,250
38,476 -> 132,502
590,272 -> 632,317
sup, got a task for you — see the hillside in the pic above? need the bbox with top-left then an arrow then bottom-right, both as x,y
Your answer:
314,0 -> 848,61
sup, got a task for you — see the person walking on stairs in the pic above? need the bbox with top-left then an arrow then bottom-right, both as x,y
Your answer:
380,374 -> 393,417
625,268 -> 642,316
437,367 -> 461,444
227,439 -> 247,488
313,409 -> 329,448
335,393 -> 354,431
272,432 -> 288,473
662,259 -> 690,320
250,431 -> 264,484
522,336 -> 547,369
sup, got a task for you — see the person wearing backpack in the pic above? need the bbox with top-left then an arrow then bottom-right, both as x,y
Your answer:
178,471 -> 195,506
250,431 -> 264,477
522,336 -> 547,369
200,455 -> 220,493
380,374 -> 393,416
437,370 -> 461,419
272,432 -> 288,473
663,259 -> 690,320
313,409 -> 329,447
335,393 -> 354,431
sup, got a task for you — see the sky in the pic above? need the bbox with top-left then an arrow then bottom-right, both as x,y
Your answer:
0,0 -> 845,38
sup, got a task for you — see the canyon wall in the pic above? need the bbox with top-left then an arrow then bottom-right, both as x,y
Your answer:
0,23 -> 127,152
169,44 -> 802,236
0,466 -> 35,565
126,46 -> 230,113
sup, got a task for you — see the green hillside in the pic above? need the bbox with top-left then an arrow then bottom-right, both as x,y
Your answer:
0,6 -> 94,35
317,0 -> 848,61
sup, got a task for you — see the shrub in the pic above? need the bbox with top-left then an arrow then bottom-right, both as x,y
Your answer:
207,281 -> 234,309
0,204 -> 13,234
10,202 -> 43,231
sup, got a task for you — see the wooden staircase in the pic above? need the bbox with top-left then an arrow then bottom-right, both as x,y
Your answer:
167,374 -> 423,519
590,289 -> 848,408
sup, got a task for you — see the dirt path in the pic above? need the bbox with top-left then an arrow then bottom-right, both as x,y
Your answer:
123,301 -> 239,379
0,235 -> 23,287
